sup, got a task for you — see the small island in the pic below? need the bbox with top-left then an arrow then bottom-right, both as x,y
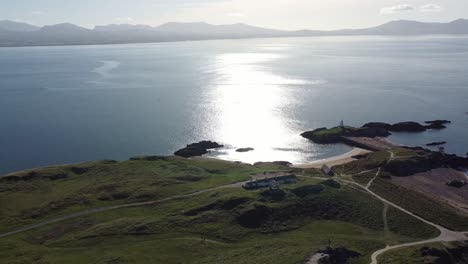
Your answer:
301,120 -> 451,150
174,141 -> 223,158
236,147 -> 255,153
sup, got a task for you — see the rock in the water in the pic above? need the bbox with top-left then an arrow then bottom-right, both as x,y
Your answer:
425,120 -> 451,125
362,122 -> 392,130
174,141 -> 224,158
186,140 -> 223,150
426,141 -> 447,146
272,161 -> 292,167
447,180 -> 467,188
236,147 -> 254,153
425,120 -> 451,130
390,122 -> 427,132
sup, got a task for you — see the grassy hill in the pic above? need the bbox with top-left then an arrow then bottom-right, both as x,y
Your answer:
0,152 -> 462,264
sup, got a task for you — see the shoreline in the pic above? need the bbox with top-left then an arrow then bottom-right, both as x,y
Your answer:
293,148 -> 371,169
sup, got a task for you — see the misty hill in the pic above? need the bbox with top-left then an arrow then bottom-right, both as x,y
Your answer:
153,22 -> 287,37
0,19 -> 467,47
94,24 -> 153,32
0,20 -> 40,32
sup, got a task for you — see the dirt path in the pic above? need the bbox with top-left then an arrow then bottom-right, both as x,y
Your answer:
329,156 -> 468,264
382,203 -> 390,243
0,182 -> 244,239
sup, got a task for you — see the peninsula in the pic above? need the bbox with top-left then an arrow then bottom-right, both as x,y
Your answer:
1,129 -> 468,263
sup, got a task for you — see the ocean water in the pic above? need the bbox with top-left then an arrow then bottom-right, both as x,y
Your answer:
0,36 -> 467,174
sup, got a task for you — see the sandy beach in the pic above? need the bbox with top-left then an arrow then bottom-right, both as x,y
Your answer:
293,148 -> 371,169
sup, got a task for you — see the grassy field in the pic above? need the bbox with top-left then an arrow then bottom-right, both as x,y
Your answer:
370,177 -> 468,231
0,157 -> 284,233
378,241 -> 468,264
0,155 -> 446,264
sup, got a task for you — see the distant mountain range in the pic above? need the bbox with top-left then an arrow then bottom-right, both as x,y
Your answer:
1,19 -> 467,47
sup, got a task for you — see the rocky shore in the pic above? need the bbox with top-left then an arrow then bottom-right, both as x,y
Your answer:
301,120 -> 451,145
174,141 -> 224,158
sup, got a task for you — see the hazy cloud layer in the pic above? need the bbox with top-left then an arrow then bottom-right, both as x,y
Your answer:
381,3 -> 444,15
420,4 -> 442,12
380,4 -> 415,14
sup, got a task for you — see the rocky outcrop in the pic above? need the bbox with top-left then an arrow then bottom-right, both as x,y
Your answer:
390,121 -> 427,132
447,180 -> 467,188
383,147 -> 468,176
363,120 -> 451,132
362,122 -> 392,130
174,141 -> 224,158
426,141 -> 447,146
301,126 -> 391,144
425,120 -> 451,130
236,147 -> 254,153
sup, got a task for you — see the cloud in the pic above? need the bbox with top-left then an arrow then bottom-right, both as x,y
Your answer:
227,12 -> 246,18
31,11 -> 44,15
420,3 -> 442,12
380,4 -> 415,14
116,17 -> 134,22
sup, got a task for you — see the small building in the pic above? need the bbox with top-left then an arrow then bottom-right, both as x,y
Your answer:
321,165 -> 334,176
243,175 -> 297,190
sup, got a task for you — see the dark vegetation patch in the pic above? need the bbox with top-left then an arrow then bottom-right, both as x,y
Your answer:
184,197 -> 252,216
173,175 -> 206,182
237,204 -> 271,228
253,161 -> 292,167
1,170 -> 68,182
291,185 -> 324,198
317,246 -> 362,264
259,189 -> 286,202
420,244 -> 468,264
68,166 -> 90,175
352,170 -> 378,185
27,218 -> 93,244
386,207 -> 439,239
236,187 -> 384,232
320,179 -> 341,189
98,192 -> 131,201
370,178 -> 468,231
129,156 -> 168,161
22,196 -> 92,219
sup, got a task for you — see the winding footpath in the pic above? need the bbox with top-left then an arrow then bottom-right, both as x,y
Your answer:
1,152 -> 467,264
337,151 -> 468,264
0,182 -> 245,239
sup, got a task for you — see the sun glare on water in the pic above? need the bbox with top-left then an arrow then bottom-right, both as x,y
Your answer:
203,51 -> 314,164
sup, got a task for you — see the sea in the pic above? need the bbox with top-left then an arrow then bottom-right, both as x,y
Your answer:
1,36 -> 467,174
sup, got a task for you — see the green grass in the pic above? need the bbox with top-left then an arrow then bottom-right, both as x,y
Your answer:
0,157 -> 279,233
378,241 -> 468,264
370,177 -> 468,231
386,207 -> 440,242
335,151 -> 391,175
352,169 -> 379,185
0,155 -> 460,264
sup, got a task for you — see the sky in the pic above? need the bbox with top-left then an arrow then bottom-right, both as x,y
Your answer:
1,0 -> 467,30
